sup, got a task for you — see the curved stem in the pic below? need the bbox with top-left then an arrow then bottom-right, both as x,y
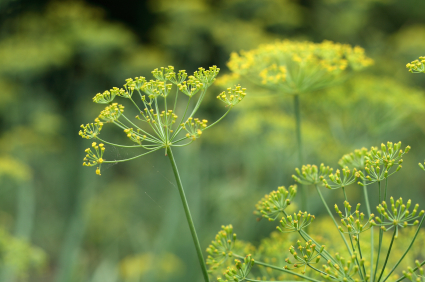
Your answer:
315,185 -> 352,255
102,147 -> 162,163
95,137 -> 158,149
374,181 -> 383,282
382,215 -> 425,282
232,254 -> 321,282
394,260 -> 425,282
377,227 -> 397,282
166,147 -> 209,282
204,108 -> 232,130
298,230 -> 337,265
362,174 -> 374,282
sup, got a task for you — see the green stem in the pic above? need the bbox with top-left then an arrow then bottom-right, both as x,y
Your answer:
377,227 -> 397,282
166,147 -> 209,282
382,215 -> 425,282
357,236 -> 367,279
102,147 -> 162,163
362,174 -> 373,282
233,255 -> 321,282
293,94 -> 306,211
374,181 -> 383,282
315,185 -> 352,255
341,187 -> 365,279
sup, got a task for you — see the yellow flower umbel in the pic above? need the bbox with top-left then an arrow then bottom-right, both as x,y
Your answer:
406,56 -> 425,74
227,40 -> 373,94
79,65 -> 246,176
226,40 -> 372,212
79,66 -> 246,282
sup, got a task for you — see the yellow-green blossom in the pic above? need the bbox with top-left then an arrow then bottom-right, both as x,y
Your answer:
406,56 -> 425,73
227,40 -> 373,94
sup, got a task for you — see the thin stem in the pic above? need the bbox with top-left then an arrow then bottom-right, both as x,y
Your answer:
362,173 -> 373,282
357,236 -> 367,279
246,279 -> 308,282
308,264 -> 335,278
166,147 -> 209,282
233,255 -> 322,282
348,234 -> 365,281
298,230 -> 337,265
102,147 -> 162,163
382,215 -> 425,282
204,108 -> 232,130
394,260 -> 425,282
95,137 -> 157,149
374,181 -> 383,282
377,227 -> 397,282
293,94 -> 306,211
315,185 -> 352,255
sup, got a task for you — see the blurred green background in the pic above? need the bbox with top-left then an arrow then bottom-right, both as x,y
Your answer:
1,0 -> 425,281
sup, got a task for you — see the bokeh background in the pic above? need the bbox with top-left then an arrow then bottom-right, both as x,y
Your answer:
1,0 -> 425,281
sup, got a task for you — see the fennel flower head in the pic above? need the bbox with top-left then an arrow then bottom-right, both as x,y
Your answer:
79,66 -> 247,175
227,40 -> 374,94
406,56 -> 425,73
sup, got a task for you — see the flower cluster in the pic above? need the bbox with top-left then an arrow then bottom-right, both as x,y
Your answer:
322,253 -> 363,281
181,117 -> 208,140
292,163 -> 333,186
82,142 -> 105,175
358,142 -> 410,185
79,65 -> 246,175
376,197 -> 424,234
218,255 -> 254,282
277,211 -> 315,233
254,185 -> 297,221
335,201 -> 375,235
216,85 -> 247,107
79,120 -> 103,139
403,261 -> 425,282
206,225 -> 237,272
227,40 -> 373,94
323,167 -> 359,190
406,56 -> 425,73
338,147 -> 368,170
285,240 -> 324,273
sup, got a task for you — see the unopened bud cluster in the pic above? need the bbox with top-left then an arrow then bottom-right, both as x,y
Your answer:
218,255 -> 254,282
206,225 -> 237,272
358,142 -> 409,186
254,185 -> 297,221
403,260 -> 425,282
285,240 -> 324,273
406,56 -> 425,73
335,201 -> 375,235
277,211 -> 315,233
322,253 -> 364,281
82,142 -> 105,175
338,147 -> 368,170
323,167 -> 359,190
375,197 -> 424,233
292,163 -> 332,185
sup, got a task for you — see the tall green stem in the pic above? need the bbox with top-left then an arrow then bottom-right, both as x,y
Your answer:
166,147 -> 209,282
374,181 -> 383,282
362,173 -> 373,281
293,94 -> 306,211
233,254 -> 322,282
377,227 -> 397,282
315,185 -> 352,255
